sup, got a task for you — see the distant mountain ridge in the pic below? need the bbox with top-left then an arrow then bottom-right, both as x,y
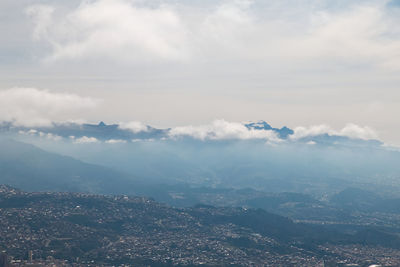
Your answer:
5,121 -> 167,141
0,138 -> 138,193
244,121 -> 294,139
0,120 -> 383,146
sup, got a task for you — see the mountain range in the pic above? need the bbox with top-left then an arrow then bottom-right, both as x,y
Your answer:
0,120 -> 383,148
0,138 -> 140,194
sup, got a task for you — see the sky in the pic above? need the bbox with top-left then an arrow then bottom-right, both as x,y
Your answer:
1,0 -> 400,145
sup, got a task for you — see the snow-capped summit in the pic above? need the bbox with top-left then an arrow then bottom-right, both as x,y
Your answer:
245,121 -> 294,139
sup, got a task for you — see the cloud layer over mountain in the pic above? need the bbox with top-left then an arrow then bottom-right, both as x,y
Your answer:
0,86 -> 381,143
168,120 -> 278,141
291,124 -> 378,141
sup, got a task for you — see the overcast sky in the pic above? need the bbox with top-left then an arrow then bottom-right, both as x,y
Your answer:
1,0 -> 400,145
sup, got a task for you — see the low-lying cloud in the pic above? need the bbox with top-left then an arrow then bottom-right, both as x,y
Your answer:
291,123 -> 378,141
18,129 -> 62,141
119,121 -> 149,133
105,139 -> 127,144
8,115 -> 382,144
169,120 -> 379,142
169,120 -> 279,141
73,136 -> 99,144
0,87 -> 99,127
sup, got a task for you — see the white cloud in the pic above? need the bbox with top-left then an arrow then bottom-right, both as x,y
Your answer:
169,119 -> 279,141
74,136 -> 99,144
0,87 -> 99,127
25,5 -> 55,41
119,121 -> 148,133
18,128 -> 62,141
290,123 -> 378,140
105,139 -> 127,144
339,123 -> 378,140
42,132 -> 63,141
27,0 -> 190,62
25,0 -> 400,70
290,124 -> 334,140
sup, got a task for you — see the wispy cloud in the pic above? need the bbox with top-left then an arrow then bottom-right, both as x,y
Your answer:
105,139 -> 127,144
74,136 -> 99,144
18,129 -> 63,141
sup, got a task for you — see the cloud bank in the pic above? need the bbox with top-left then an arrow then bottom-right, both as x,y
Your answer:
291,123 -> 378,140
26,0 -> 189,62
25,0 -> 400,70
168,121 -> 379,142
119,121 -> 149,133
169,120 -> 279,141
0,87 -> 99,127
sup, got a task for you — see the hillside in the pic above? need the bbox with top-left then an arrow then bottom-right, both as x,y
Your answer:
0,139 -> 136,194
0,186 -> 399,266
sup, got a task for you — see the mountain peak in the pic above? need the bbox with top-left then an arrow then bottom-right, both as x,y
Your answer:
244,121 -> 294,139
98,121 -> 106,127
245,121 -> 273,130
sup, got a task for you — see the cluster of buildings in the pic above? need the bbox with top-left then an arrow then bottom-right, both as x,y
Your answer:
0,186 -> 397,266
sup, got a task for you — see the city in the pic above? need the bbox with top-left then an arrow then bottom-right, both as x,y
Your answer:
0,185 -> 396,266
